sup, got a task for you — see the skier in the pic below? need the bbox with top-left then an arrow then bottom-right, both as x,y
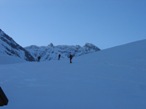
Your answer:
58,54 -> 61,60
69,54 -> 73,63
37,56 -> 41,62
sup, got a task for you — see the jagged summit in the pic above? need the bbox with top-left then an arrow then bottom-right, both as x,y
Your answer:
0,29 -> 35,61
0,29 -> 5,36
83,43 -> 100,52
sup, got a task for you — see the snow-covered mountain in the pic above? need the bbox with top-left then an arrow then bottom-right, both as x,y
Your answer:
0,29 -> 100,62
0,29 -> 35,61
25,43 -> 100,61
0,39 -> 146,109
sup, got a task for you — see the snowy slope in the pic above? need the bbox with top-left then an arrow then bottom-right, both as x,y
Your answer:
0,54 -> 25,65
0,39 -> 146,109
25,43 -> 100,61
0,29 -> 35,61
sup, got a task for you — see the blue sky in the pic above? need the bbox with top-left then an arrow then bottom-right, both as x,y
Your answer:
0,0 -> 146,49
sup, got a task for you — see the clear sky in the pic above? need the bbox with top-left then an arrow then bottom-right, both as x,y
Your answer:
0,0 -> 146,49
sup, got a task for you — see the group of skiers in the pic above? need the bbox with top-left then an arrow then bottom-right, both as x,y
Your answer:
37,53 -> 74,63
58,53 -> 73,63
58,53 -> 74,63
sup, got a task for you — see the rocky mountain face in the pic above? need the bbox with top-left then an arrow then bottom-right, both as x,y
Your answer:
0,29 -> 35,61
25,43 -> 100,61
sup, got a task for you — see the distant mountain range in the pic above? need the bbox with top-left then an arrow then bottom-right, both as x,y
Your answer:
0,29 -> 100,61
25,43 -> 100,61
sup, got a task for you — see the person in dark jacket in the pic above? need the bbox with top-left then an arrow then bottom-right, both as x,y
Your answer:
69,54 -> 73,63
37,56 -> 41,62
58,54 -> 61,60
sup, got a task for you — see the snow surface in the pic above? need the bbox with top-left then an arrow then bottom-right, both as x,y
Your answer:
0,39 -> 146,109
0,54 -> 25,65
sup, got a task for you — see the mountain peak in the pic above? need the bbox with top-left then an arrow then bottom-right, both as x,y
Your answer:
84,43 -> 100,51
48,43 -> 54,47
0,29 -> 35,61
0,29 -> 5,36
